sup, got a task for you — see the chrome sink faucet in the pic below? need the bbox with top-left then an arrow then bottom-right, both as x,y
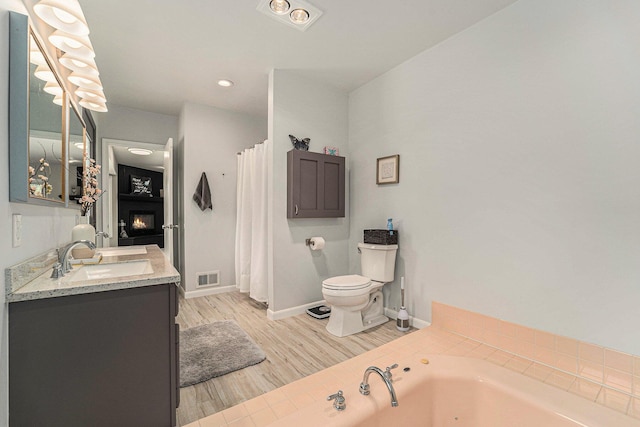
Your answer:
50,240 -> 97,278
359,364 -> 399,407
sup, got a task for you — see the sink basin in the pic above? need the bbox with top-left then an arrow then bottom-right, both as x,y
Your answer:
98,246 -> 148,256
67,259 -> 154,282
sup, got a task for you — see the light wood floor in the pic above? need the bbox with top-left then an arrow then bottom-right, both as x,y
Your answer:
176,291 -> 412,426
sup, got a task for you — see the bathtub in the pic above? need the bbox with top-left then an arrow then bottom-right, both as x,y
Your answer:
270,355 -> 640,427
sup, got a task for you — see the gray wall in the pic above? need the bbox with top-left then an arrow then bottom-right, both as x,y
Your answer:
348,0 -> 640,354
180,102 -> 266,297
269,70 -> 350,313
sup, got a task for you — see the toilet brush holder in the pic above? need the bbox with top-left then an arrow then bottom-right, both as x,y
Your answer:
396,307 -> 410,331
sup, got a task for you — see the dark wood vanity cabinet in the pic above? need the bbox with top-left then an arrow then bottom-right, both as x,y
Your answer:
287,150 -> 345,218
9,283 -> 179,427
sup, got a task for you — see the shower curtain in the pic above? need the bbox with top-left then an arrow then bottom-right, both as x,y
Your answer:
235,140 -> 269,303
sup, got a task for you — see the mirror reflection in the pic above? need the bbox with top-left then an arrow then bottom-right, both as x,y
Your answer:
68,105 -> 85,203
28,33 -> 64,202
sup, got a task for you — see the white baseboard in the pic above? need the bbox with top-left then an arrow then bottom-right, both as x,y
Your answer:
267,299 -> 326,321
384,307 -> 431,329
182,285 -> 236,299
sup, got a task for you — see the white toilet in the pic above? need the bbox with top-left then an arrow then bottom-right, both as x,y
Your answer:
322,242 -> 398,337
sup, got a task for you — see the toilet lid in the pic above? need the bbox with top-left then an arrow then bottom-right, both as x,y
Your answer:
322,274 -> 371,290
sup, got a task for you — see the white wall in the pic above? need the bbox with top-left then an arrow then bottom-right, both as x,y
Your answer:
1,5 -> 80,426
181,102 -> 266,297
269,70 -> 350,313
349,0 -> 640,354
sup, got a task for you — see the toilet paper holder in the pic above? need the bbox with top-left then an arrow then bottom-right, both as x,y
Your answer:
305,238 -> 313,246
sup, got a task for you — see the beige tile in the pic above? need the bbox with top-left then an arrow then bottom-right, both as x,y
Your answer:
182,421 -> 203,427
221,404 -> 250,423
270,400 -> 297,419
486,349 -> 512,366
514,324 -> 536,344
503,356 -> 532,374
604,368 -> 633,393
596,388 -> 630,414
498,335 -> 518,354
290,391 -> 315,409
227,417 -> 256,427
579,342 -> 604,364
568,378 -> 602,401
517,340 -> 536,359
579,360 -> 604,383
524,363 -> 554,382
634,356 -> 640,376
535,330 -> 555,350
634,375 -> 640,398
545,371 -> 576,391
534,346 -> 556,366
605,349 -> 633,374
466,343 -> 496,359
629,398 -> 640,419
555,353 -> 578,374
199,412 -> 227,427
483,315 -> 500,335
243,396 -> 269,415
249,407 -> 278,426
556,336 -> 578,356
499,320 -> 517,338
263,388 -> 288,406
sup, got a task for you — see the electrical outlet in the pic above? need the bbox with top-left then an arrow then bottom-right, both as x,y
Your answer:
12,214 -> 22,247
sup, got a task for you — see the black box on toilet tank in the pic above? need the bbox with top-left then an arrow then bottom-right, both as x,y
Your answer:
363,229 -> 398,245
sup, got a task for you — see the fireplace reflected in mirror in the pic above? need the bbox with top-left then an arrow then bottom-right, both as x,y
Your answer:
129,210 -> 156,236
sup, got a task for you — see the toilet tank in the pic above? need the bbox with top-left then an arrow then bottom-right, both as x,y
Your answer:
358,243 -> 398,283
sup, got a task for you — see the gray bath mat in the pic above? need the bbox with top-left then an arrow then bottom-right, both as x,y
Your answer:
180,320 -> 266,387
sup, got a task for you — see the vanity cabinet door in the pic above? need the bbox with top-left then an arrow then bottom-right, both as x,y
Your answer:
287,150 -> 345,218
9,283 -> 178,427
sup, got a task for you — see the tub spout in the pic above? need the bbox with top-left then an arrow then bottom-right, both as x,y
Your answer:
359,365 -> 399,407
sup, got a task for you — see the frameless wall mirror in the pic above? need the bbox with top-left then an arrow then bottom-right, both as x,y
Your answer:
9,11 -> 66,205
68,104 -> 86,205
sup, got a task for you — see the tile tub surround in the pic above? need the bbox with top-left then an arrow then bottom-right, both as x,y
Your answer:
6,244 -> 180,302
183,304 -> 640,427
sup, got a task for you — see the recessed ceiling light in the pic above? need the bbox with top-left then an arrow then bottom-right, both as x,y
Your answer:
128,147 -> 153,156
269,0 -> 290,14
217,79 -> 234,87
289,8 -> 309,24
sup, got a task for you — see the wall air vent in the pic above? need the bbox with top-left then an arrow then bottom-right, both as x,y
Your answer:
197,270 -> 220,288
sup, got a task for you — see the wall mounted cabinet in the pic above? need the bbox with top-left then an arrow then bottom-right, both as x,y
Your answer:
287,150 -> 345,218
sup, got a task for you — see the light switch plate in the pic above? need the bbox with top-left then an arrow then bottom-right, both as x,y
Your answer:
12,214 -> 22,247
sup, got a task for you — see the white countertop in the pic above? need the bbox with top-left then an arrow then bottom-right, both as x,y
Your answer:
7,245 -> 180,303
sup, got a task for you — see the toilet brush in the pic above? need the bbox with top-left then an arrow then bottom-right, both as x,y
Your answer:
396,276 -> 410,331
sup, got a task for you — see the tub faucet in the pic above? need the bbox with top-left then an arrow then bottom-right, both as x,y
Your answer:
359,364 -> 399,407
50,240 -> 97,278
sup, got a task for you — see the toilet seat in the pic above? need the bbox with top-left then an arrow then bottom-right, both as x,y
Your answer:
322,274 -> 371,291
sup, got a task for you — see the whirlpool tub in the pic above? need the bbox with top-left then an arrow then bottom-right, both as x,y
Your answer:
271,355 -> 640,427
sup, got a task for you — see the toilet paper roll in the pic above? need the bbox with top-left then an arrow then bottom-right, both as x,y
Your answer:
309,237 -> 325,251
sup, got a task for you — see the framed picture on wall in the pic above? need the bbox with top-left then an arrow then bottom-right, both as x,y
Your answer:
376,154 -> 400,184
131,175 -> 153,195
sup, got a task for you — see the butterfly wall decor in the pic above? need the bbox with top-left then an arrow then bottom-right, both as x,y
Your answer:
289,134 -> 310,151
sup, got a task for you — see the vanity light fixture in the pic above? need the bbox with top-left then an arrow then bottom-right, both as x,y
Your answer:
33,64 -> 56,82
33,0 -> 89,36
127,148 -> 153,156
217,79 -> 234,87
79,99 -> 108,112
256,0 -> 322,32
31,0 -> 108,112
48,30 -> 95,60
68,71 -> 102,90
52,93 -> 63,106
43,81 -> 63,96
76,87 -> 106,103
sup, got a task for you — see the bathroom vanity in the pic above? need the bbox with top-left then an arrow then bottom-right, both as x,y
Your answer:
6,245 -> 180,427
